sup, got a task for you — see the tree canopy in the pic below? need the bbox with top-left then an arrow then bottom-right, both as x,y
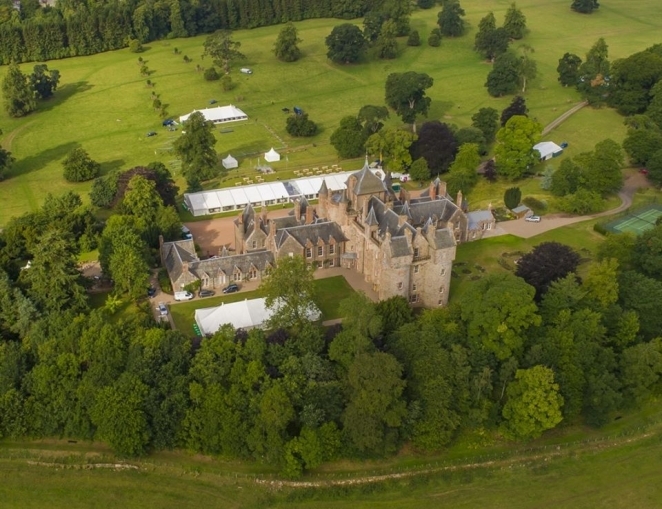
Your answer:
486,51 -> 521,97
2,63 -> 36,118
273,23 -> 302,62
62,147 -> 100,182
384,71 -> 434,131
515,242 -> 581,300
173,111 -> 218,182
409,121 -> 457,175
202,30 -> 245,74
325,24 -> 367,64
494,115 -> 542,179
437,0 -> 465,37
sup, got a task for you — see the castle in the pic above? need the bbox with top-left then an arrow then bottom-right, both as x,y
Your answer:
161,160 -> 495,308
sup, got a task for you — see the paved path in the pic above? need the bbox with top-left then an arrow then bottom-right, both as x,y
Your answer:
499,171 -> 647,239
541,101 -> 588,136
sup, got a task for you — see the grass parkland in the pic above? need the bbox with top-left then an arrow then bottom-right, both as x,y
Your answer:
3,1 -> 662,507
2,0 -> 662,225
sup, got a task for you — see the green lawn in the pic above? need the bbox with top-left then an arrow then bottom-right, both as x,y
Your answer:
170,275 -> 354,333
2,0 -> 662,225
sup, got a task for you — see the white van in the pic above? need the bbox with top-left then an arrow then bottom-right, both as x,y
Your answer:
174,291 -> 194,301
240,68 -> 253,74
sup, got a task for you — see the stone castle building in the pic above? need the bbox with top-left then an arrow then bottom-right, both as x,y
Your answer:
161,160 -> 495,308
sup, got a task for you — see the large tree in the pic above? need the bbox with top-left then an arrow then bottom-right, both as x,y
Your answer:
571,0 -> 599,14
517,44 -> 538,93
365,126 -> 417,172
357,105 -> 389,135
273,22 -> 302,62
577,38 -> 610,104
502,366 -> 564,439
460,273 -> 540,360
325,24 -> 367,64
494,115 -> 542,179
174,111 -> 218,182
384,71 -> 434,132
485,51 -> 521,97
2,62 -> 36,118
471,107 -> 499,143
557,52 -> 583,87
330,116 -> 367,158
29,64 -> 60,100
202,30 -> 245,74
608,49 -> 662,115
62,147 -> 100,182
474,12 -> 509,61
503,3 -> 527,40
515,242 -> 581,300
437,0 -> 465,37
342,352 -> 407,455
500,96 -> 528,127
260,255 -> 317,332
409,120 -> 457,175
445,143 -> 480,196
376,19 -> 399,60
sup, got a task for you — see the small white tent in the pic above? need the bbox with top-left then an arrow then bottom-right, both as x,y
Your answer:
264,147 -> 281,162
534,141 -> 563,161
222,154 -> 238,169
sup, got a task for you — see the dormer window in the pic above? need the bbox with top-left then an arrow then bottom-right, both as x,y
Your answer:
413,248 -> 420,258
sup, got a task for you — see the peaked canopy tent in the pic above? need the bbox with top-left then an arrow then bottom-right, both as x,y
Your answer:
533,141 -> 563,161
264,148 -> 281,162
179,105 -> 248,124
222,154 -> 238,169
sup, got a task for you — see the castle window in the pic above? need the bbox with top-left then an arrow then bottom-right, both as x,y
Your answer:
317,246 -> 323,257
412,283 -> 417,291
438,299 -> 443,305
252,241 -> 257,249
439,287 -> 445,294
249,267 -> 258,280
397,282 -> 403,290
306,248 -> 312,258
233,271 -> 242,282
440,267 -> 446,276
329,258 -> 335,267
414,265 -> 420,274
413,248 -> 420,258
329,244 -> 335,255
409,294 -> 419,303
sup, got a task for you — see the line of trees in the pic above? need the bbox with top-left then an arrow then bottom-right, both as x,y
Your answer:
0,0 -> 384,65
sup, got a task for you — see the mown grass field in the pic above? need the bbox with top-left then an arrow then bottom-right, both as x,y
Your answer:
1,0 -> 661,225
169,275 -> 354,333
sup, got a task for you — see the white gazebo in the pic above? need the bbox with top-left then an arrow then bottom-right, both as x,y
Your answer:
222,154 -> 238,169
264,147 -> 281,162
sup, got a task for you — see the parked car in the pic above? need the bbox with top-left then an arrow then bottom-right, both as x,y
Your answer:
525,215 -> 542,223
240,68 -> 253,74
162,119 -> 175,127
147,286 -> 156,298
174,291 -> 194,301
146,131 -> 157,137
640,168 -> 649,175
181,225 -> 193,240
199,289 -> 215,298
222,283 -> 240,294
157,302 -> 168,316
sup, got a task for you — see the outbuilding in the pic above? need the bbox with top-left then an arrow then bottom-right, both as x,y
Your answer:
533,141 -> 564,161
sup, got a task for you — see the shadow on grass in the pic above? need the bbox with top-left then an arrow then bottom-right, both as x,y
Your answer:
8,141 -> 80,178
36,81 -> 94,113
98,159 -> 126,177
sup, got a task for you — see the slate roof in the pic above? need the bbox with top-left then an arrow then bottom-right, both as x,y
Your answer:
429,228 -> 456,249
349,159 -> 388,196
162,240 -> 198,284
467,210 -> 495,229
275,221 -> 347,249
389,236 -> 412,258
192,250 -> 274,280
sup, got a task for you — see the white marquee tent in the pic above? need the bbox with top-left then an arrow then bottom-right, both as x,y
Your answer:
264,148 -> 281,162
195,298 -> 321,334
222,154 -> 238,169
179,105 -> 248,124
533,141 -> 563,161
183,167 -> 388,216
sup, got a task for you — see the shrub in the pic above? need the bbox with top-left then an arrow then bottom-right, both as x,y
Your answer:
158,268 -> 173,294
428,32 -> 441,47
286,113 -> 318,137
522,196 -> 547,212
221,75 -> 235,91
504,187 -> 522,210
407,30 -> 421,47
128,39 -> 143,53
204,67 -> 220,81
593,222 -> 608,235
557,189 -> 603,214
63,147 -> 100,182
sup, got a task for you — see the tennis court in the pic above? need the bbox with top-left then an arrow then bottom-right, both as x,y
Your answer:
604,204 -> 662,234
